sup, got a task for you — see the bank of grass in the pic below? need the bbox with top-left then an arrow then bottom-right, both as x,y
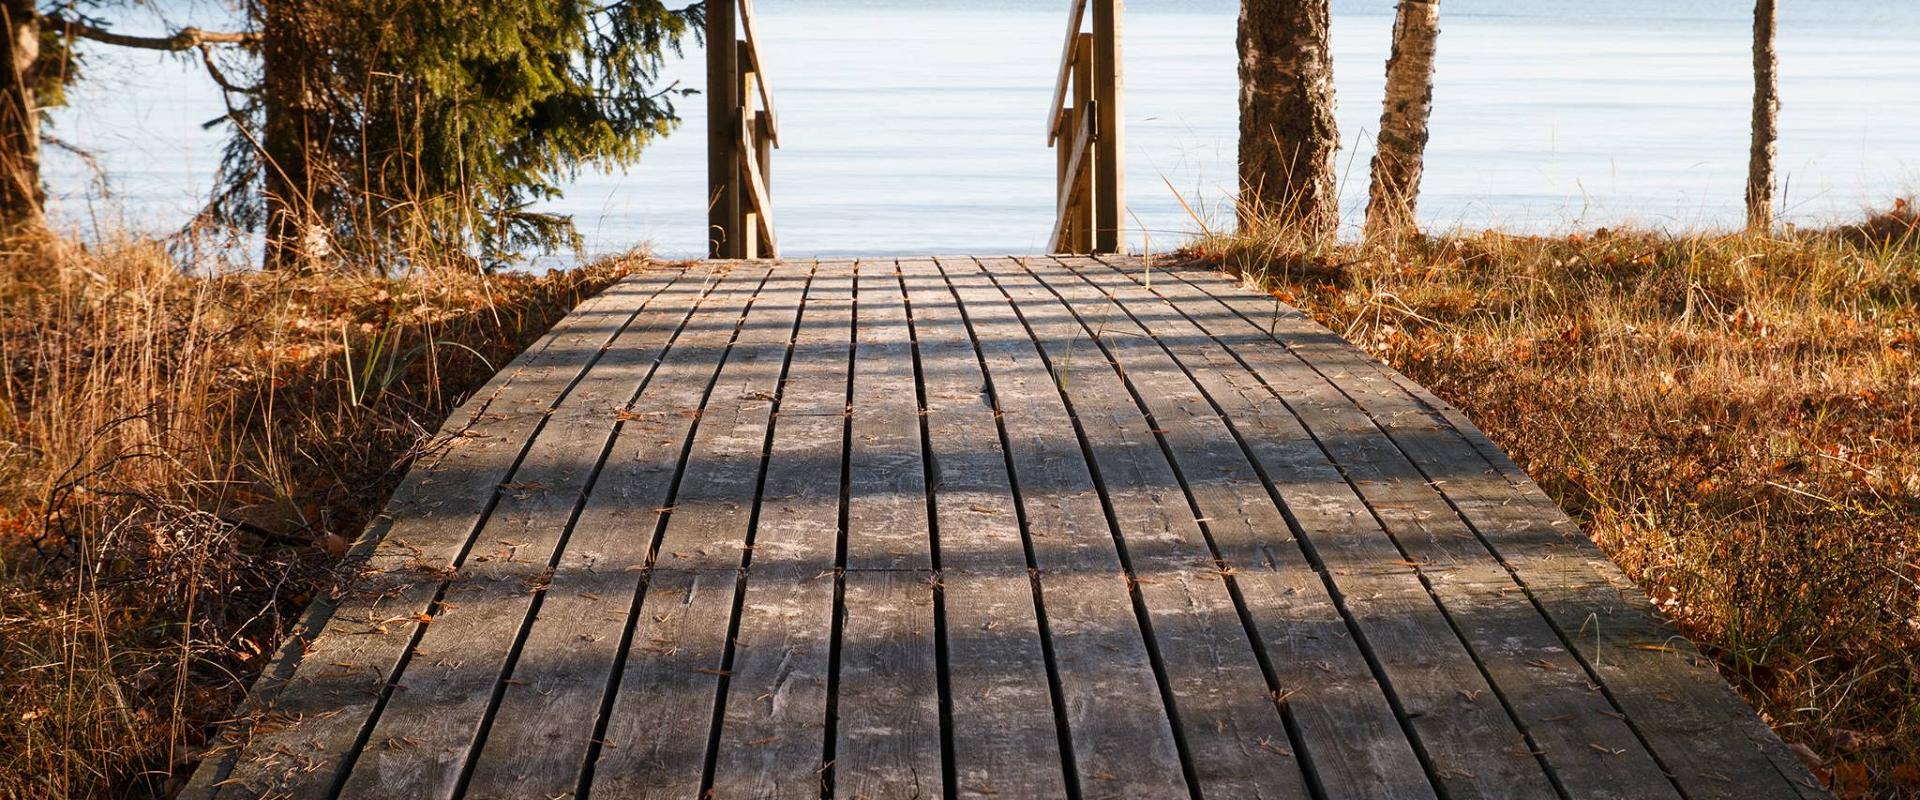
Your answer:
0,234 -> 649,798
1190,205 -> 1920,797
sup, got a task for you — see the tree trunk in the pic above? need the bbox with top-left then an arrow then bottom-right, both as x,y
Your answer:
1,0 -> 43,236
260,0 -> 325,270
1238,0 -> 1339,243
1746,0 -> 1778,233
1365,0 -> 1439,239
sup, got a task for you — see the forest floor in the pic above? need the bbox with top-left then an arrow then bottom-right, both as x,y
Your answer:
0,235 -> 648,798
1189,204 -> 1920,798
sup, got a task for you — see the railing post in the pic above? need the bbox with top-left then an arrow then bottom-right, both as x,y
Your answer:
707,4 -> 740,258
1093,0 -> 1125,254
1073,33 -> 1095,254
739,45 -> 760,260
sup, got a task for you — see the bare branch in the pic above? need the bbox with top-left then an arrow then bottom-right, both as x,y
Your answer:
46,12 -> 259,52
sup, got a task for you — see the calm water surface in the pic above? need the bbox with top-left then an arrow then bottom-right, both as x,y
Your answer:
44,0 -> 1920,259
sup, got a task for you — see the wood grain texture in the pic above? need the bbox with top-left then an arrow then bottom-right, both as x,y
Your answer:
1074,260 -> 1678,798
845,261 -> 933,571
969,257 -> 1308,799
936,257 -> 1188,799
708,263 -> 853,800
195,267 -> 693,800
333,266 -> 755,800
586,263 -> 808,800
900,259 -> 1068,798
833,259 -> 945,798
1141,257 -> 1824,799
185,257 -> 1824,800
458,264 -> 791,799
1024,256 -> 1435,800
835,570 -> 945,800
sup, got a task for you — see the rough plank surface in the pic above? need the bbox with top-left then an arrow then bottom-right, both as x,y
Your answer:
189,258 -> 1826,800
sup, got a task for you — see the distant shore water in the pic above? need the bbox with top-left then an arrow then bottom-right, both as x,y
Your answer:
45,0 -> 1920,260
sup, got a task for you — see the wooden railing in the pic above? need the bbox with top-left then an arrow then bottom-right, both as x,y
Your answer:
709,0 -> 778,259
1048,0 -> 1124,255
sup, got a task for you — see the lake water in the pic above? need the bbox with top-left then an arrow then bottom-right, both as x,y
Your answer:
44,0 -> 1920,260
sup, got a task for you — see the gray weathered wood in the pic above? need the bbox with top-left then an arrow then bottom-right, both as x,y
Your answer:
835,570 -> 945,800
586,264 -> 808,799
1083,256 -> 1677,797
1069,257 -> 1566,798
457,265 -> 790,799
833,259 -> 945,797
900,258 -> 1068,797
846,261 -> 933,571
968,257 -> 1310,798
188,256 -> 1825,800
334,265 -> 750,800
1109,256 -> 1823,799
935,256 -> 1187,798
707,263 -> 854,799
1023,255 -> 1436,800
197,267 -> 693,800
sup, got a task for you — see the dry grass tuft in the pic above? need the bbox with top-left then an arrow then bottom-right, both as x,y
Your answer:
1190,209 -> 1920,797
0,234 -> 649,798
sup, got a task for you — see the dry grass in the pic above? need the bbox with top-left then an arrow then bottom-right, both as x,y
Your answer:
0,234 -> 649,798
1189,204 -> 1920,797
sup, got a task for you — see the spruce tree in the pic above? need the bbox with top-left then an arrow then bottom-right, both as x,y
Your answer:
212,0 -> 703,271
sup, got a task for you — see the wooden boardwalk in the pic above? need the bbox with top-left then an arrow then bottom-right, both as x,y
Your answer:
187,257 -> 1826,800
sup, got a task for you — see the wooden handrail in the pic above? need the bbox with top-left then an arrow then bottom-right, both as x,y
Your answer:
710,0 -> 778,258
741,120 -> 777,253
1044,0 -> 1091,145
736,0 -> 779,147
1047,0 -> 1123,255
1049,110 -> 1095,252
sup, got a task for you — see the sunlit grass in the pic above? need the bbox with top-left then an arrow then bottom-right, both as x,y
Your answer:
0,232 -> 652,797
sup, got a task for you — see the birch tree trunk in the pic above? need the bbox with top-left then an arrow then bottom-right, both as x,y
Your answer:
1238,0 -> 1339,243
1365,0 -> 1439,239
1,0 -> 43,235
1746,0 -> 1778,232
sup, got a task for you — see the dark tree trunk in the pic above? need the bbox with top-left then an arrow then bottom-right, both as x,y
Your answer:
1,0 -> 43,235
1746,0 -> 1778,232
260,0 -> 325,270
1238,0 -> 1339,243
1365,0 -> 1439,239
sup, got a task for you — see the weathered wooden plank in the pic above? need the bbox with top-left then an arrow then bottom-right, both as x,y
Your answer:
1062,257 -> 1564,798
196,267 -> 695,800
704,262 -> 852,799
835,570 -> 945,800
1022,255 -> 1435,800
846,261 -> 933,571
586,264 -> 809,800
968,257 -> 1310,799
933,257 -> 1187,798
334,266 -> 766,800
1364,387 -> 1825,799
1106,262 -> 1678,798
1403,388 -> 1823,799
899,258 -> 1068,798
457,265 -> 795,799
191,253 -> 1833,800
648,268 -> 810,571
831,259 -> 945,798
1144,259 -> 1825,799
1093,257 -> 1678,797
